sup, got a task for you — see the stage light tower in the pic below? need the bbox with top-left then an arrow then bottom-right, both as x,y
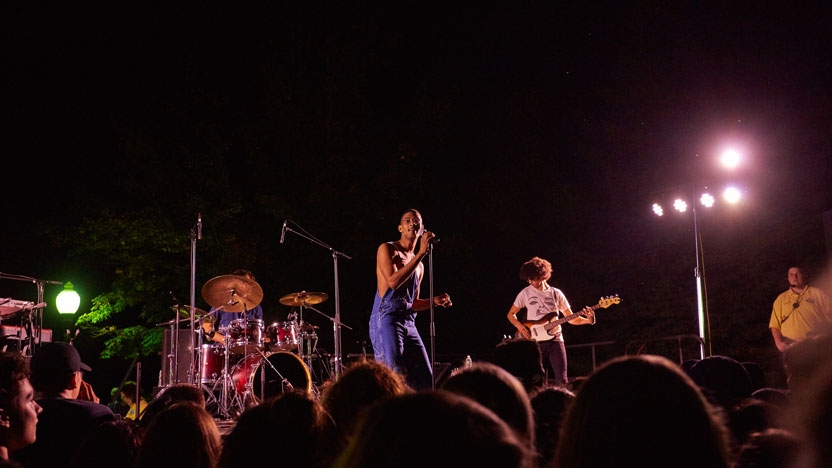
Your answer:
652,149 -> 744,359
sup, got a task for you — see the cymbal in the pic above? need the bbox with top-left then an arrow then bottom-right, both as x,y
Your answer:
171,305 -> 208,319
279,291 -> 328,307
202,275 -> 264,313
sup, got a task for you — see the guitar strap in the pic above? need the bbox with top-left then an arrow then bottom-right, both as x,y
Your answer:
545,287 -> 560,319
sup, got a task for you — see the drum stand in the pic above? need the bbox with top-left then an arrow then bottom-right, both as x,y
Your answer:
199,331 -> 237,420
299,303 -> 348,386
194,343 -> 222,416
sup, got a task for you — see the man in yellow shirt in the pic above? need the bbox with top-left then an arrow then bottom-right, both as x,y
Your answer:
769,266 -> 832,352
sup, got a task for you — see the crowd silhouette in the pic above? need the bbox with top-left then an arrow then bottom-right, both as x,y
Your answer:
8,327 -> 832,468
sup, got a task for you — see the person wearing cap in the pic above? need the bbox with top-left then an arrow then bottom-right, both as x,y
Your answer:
11,342 -> 115,468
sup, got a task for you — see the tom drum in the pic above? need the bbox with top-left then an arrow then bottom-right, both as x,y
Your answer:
265,321 -> 298,352
227,318 -> 264,354
199,344 -> 225,384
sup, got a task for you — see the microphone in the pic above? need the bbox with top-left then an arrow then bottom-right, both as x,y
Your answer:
420,227 -> 439,245
169,291 -> 180,306
280,220 -> 287,244
197,213 -> 202,240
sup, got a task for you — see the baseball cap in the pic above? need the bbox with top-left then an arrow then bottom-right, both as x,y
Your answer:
30,342 -> 92,378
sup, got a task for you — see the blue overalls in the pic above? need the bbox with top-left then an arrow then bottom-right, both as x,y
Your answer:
369,272 -> 433,390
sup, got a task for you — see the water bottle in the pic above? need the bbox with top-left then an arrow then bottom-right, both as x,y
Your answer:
464,355 -> 473,368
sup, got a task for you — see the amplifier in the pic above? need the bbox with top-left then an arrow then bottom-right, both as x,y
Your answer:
1,325 -> 53,343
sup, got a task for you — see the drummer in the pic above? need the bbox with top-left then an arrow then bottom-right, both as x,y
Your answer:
201,269 -> 264,346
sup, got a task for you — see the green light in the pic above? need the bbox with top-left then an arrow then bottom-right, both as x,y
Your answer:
56,282 -> 81,314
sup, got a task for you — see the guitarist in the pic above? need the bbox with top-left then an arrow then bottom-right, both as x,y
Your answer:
506,256 -> 595,386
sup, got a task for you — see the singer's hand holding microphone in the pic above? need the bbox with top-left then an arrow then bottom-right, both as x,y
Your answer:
417,227 -> 439,255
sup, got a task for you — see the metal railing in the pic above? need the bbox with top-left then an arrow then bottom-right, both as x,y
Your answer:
566,334 -> 704,376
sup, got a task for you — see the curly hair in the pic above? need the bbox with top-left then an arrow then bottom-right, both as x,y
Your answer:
518,257 -> 552,282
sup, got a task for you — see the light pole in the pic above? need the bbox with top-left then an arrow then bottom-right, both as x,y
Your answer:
692,196 -> 710,359
652,149 -> 744,359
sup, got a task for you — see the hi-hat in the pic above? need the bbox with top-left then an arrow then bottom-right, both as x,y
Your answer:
171,305 -> 208,319
202,275 -> 264,313
279,291 -> 328,307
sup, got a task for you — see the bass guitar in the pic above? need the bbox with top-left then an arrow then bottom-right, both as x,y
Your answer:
522,295 -> 621,342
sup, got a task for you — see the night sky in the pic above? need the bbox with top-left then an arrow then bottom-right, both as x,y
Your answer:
3,3 -> 831,395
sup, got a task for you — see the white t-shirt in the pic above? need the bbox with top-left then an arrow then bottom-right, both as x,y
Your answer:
513,284 -> 571,336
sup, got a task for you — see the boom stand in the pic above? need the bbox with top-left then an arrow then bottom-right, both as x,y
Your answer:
301,304 -> 352,382
282,222 -> 351,380
186,214 -> 203,384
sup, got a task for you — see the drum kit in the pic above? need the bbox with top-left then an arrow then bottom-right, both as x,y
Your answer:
164,273 -> 331,418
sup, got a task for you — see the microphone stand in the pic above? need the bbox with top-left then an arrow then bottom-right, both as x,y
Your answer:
427,243 -> 437,390
281,223 -> 351,380
301,304 -> 352,382
186,214 -> 202,385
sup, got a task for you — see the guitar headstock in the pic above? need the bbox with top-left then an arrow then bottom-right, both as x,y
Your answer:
598,294 -> 621,309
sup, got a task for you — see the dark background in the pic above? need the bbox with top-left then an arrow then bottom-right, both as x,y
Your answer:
2,3 -> 831,403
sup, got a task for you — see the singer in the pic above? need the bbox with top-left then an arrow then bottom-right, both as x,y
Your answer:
369,208 -> 452,390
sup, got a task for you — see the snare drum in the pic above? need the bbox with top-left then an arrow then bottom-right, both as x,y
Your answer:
199,344 -> 225,384
227,318 -> 264,354
265,321 -> 299,351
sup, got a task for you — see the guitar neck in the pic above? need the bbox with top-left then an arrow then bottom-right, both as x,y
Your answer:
548,306 -> 593,327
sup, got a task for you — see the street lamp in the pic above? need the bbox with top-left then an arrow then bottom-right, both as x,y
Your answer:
56,282 -> 81,314
651,150 -> 744,359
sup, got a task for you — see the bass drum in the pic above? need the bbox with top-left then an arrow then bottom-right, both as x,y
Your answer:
231,351 -> 311,402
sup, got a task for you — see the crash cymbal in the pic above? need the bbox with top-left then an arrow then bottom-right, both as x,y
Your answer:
202,274 -> 264,313
171,305 -> 208,319
279,291 -> 328,307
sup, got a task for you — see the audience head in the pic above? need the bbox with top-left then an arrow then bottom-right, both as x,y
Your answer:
28,342 -> 91,397
750,387 -> 791,414
71,418 -> 143,468
140,383 -> 206,429
0,352 -> 41,456
332,390 -> 536,468
219,390 -> 335,468
727,398 -> 784,454
552,354 -> 731,468
741,361 -> 766,392
137,401 -> 221,468
529,385 -> 574,467
492,338 -> 546,392
441,360 -> 535,448
686,354 -> 753,410
732,427 -> 800,468
786,352 -> 832,468
782,330 -> 832,399
321,359 -> 408,443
